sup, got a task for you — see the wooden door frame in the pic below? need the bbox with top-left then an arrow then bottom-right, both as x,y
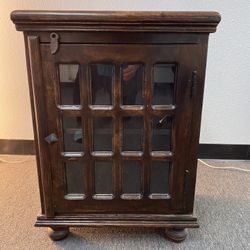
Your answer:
40,43 -> 202,215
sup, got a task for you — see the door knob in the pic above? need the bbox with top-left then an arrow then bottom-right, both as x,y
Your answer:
45,133 -> 58,144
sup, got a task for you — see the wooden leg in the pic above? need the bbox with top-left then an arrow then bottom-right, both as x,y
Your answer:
48,227 -> 69,241
165,228 -> 187,242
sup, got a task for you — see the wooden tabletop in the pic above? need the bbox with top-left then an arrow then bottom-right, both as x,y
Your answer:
11,10 -> 221,33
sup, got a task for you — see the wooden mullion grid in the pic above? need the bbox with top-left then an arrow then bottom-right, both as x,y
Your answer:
89,107 -> 113,116
113,64 -> 122,198
81,64 -> 93,199
143,63 -> 152,197
54,63 -> 86,203
91,153 -> 114,161
57,109 -> 82,117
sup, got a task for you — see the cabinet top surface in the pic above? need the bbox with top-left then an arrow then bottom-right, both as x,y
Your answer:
11,10 -> 220,33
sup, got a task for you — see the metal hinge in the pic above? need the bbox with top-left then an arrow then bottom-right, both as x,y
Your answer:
50,32 -> 59,54
190,70 -> 197,98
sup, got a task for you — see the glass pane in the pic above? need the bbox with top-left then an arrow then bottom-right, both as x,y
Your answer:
63,116 -> 83,151
93,117 -> 113,151
59,64 -> 80,105
121,64 -> 144,105
95,161 -> 113,194
153,64 -> 175,105
152,116 -> 171,151
150,161 -> 170,194
123,117 -> 143,151
122,161 -> 141,194
65,161 -> 85,194
91,64 -> 114,105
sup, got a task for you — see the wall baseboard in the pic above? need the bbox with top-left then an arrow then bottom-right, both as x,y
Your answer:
0,139 -> 36,155
199,144 -> 250,160
0,139 -> 249,160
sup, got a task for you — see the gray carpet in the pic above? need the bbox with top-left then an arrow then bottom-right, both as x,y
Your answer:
0,155 -> 249,250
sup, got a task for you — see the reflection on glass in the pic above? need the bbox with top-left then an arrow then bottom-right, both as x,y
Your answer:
121,64 -> 144,105
59,64 -> 80,105
152,116 -> 171,151
150,161 -> 170,194
93,117 -> 113,151
95,161 -> 113,194
123,117 -> 143,151
122,161 -> 141,194
153,64 -> 175,105
91,64 -> 114,105
65,161 -> 85,194
63,116 -> 83,151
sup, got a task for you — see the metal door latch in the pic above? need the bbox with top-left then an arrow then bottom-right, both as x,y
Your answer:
50,32 -> 59,54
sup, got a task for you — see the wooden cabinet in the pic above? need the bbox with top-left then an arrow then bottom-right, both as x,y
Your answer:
11,11 -> 220,242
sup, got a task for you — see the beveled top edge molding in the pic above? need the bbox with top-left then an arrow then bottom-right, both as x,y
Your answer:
11,10 -> 221,33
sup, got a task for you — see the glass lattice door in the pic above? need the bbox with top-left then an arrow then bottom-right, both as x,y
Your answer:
41,44 -> 194,214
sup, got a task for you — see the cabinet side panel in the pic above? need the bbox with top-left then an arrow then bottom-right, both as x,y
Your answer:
24,34 -> 44,214
185,36 -> 209,212
25,34 -> 54,217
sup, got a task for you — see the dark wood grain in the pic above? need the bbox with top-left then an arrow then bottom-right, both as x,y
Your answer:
11,11 -> 221,33
12,10 -> 220,242
25,32 -> 206,44
36,214 -> 198,228
26,35 -> 54,217
37,43 -> 201,215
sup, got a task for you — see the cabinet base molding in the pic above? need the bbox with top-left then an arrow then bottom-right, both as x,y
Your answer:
36,214 -> 198,228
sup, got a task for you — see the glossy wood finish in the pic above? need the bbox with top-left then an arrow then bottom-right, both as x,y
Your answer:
39,43 -> 204,215
11,10 -> 220,32
25,35 -> 53,216
11,11 -> 220,242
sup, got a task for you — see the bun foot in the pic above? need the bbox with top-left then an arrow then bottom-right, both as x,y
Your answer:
165,228 -> 187,242
48,227 -> 69,241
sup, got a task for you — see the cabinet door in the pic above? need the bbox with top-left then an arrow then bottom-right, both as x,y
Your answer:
41,44 -> 198,214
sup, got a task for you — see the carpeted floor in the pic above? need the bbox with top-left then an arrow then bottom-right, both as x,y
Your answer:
0,155 -> 249,250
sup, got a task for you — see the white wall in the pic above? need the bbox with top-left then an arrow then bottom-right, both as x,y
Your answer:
0,0 -> 250,144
